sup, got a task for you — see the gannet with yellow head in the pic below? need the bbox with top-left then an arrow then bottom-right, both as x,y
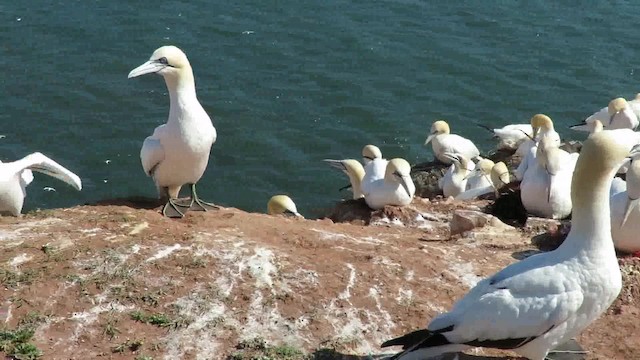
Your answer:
361,158 -> 415,209
424,120 -> 480,164
382,129 -> 633,360
439,152 -> 475,198
267,195 -> 302,217
0,152 -> 82,216
572,96 -> 640,132
362,144 -> 382,165
323,159 -> 365,199
128,45 -> 218,218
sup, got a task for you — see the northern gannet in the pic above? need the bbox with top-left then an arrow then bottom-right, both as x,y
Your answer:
572,97 -> 640,132
611,155 -> 640,253
514,114 -> 561,181
128,45 -> 218,218
520,137 -> 578,219
267,195 -> 302,217
362,144 -> 382,165
491,123 -> 534,150
464,158 -> 494,191
0,152 -> 82,216
323,159 -> 365,199
361,158 -> 415,210
455,161 -> 510,201
439,153 -> 474,198
424,120 -> 480,164
382,129 -> 631,360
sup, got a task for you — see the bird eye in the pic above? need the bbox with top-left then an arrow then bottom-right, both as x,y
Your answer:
157,57 -> 169,65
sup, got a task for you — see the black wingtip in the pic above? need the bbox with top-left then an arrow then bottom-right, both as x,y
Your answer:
475,123 -> 494,133
381,329 -> 432,349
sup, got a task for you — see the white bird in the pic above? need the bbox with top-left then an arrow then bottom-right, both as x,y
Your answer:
520,137 -> 578,219
267,195 -> 302,218
424,120 -> 480,164
0,152 -> 82,216
611,155 -> 640,253
362,144 -> 382,166
323,159 -> 366,199
381,129 -> 632,360
128,45 -> 217,218
489,123 -> 534,150
361,158 -> 415,210
439,153 -> 475,198
514,114 -> 561,181
610,177 -> 627,197
455,161 -> 510,201
464,158 -> 494,191
572,97 -> 640,132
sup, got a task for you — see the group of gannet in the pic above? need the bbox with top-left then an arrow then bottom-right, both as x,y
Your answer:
382,130 -> 637,360
323,144 -> 416,210
1,43 -> 639,360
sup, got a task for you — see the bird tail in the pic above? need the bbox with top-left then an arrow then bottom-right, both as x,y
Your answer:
381,329 -> 470,359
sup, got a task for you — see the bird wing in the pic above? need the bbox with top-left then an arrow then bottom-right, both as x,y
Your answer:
11,153 -> 82,191
140,125 -> 166,176
442,135 -> 480,159
427,257 -> 583,347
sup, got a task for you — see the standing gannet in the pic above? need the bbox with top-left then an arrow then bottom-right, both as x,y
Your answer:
439,153 -> 474,198
611,155 -> 640,253
362,144 -> 382,165
520,137 -> 577,219
128,45 -> 218,218
0,152 -> 82,216
361,158 -> 415,209
464,158 -> 494,191
267,195 -> 302,217
572,97 -> 640,131
514,114 -> 561,181
323,159 -> 365,199
382,129 -> 631,360
424,120 -> 480,164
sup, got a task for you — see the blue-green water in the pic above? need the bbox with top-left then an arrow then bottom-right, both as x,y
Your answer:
1,1 -> 639,216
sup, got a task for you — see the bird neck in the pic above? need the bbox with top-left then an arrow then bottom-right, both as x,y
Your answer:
564,162 -> 616,251
348,172 -> 364,199
165,69 -> 198,113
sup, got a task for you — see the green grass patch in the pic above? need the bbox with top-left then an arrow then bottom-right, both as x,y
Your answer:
230,337 -> 305,360
129,310 -> 191,329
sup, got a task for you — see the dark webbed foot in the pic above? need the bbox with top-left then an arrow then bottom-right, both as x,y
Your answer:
187,183 -> 220,212
162,198 -> 190,218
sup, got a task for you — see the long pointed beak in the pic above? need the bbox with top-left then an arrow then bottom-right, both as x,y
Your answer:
532,127 -> 540,140
400,176 -> 412,198
323,159 -> 347,172
338,183 -> 352,192
128,60 -> 164,78
621,197 -> 638,227
609,112 -> 619,126
463,169 -> 477,180
424,134 -> 435,146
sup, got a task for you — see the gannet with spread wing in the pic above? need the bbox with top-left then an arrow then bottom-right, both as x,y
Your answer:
0,152 -> 81,216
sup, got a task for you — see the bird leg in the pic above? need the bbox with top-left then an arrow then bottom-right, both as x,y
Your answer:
162,198 -> 189,218
185,183 -> 219,211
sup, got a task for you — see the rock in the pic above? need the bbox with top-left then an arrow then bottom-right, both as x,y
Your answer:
449,209 -> 511,236
410,160 -> 448,199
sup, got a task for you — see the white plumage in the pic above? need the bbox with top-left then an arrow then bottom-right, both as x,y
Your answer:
572,96 -> 640,132
129,45 -> 217,218
361,158 -> 415,210
382,129 -> 632,360
0,152 -> 82,216
424,120 -> 480,164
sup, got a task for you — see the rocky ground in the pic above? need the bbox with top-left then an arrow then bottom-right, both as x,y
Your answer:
1,193 -> 638,360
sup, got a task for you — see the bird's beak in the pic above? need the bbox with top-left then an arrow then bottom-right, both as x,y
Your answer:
609,112 -> 620,126
621,197 -> 638,228
338,183 -> 352,192
532,127 -> 540,140
128,60 -> 165,78
284,210 -> 304,218
424,134 -> 435,146
400,176 -> 412,198
463,169 -> 477,180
